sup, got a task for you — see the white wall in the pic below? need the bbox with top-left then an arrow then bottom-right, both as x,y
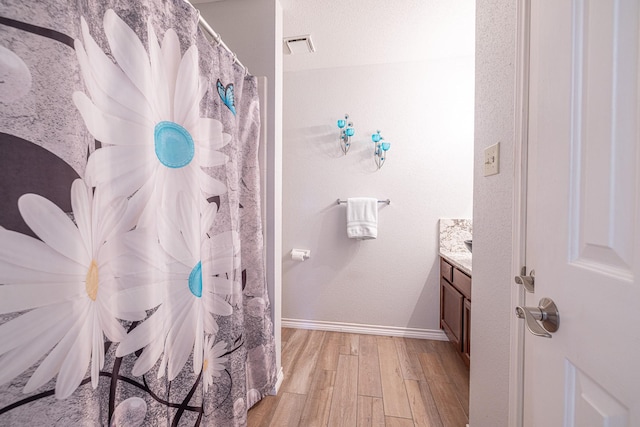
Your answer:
282,55 -> 474,331
195,0 -> 283,370
470,0 -> 517,425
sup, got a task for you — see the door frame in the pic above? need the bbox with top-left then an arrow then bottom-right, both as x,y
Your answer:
509,0 -> 531,426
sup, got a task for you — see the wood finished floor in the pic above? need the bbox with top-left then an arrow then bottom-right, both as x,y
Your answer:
248,328 -> 469,427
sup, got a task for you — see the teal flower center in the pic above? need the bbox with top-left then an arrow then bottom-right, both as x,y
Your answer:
188,261 -> 203,298
154,121 -> 195,168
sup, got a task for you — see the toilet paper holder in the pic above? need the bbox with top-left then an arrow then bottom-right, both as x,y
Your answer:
291,248 -> 311,261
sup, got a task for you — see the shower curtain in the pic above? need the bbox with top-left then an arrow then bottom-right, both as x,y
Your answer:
0,0 -> 276,425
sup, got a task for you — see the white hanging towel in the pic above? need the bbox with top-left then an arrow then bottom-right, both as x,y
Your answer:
347,197 -> 378,239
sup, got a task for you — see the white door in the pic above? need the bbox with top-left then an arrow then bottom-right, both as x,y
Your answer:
523,0 -> 640,425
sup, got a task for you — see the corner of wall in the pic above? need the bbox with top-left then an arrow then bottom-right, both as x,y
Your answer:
272,0 -> 284,377
470,0 -> 518,426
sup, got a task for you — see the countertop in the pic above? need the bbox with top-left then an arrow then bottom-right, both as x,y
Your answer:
439,250 -> 472,276
438,218 -> 472,275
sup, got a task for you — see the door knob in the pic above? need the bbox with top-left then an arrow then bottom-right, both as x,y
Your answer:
514,269 -> 535,293
515,297 -> 559,338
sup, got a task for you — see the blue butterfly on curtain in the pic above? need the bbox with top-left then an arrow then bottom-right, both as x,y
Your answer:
217,79 -> 236,116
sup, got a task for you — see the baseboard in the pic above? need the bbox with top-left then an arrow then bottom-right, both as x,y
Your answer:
281,318 -> 448,341
270,366 -> 284,395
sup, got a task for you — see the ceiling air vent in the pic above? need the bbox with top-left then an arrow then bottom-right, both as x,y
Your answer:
284,35 -> 315,54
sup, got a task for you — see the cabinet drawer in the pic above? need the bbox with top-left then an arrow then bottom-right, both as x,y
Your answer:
453,268 -> 472,300
440,258 -> 453,282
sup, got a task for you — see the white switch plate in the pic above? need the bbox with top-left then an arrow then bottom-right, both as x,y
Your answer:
484,142 -> 500,176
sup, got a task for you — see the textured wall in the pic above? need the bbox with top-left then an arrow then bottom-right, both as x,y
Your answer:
282,56 -> 474,330
470,0 -> 517,425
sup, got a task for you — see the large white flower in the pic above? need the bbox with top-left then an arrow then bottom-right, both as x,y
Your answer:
0,179 -> 131,399
114,192 -> 239,381
73,9 -> 231,228
202,335 -> 228,393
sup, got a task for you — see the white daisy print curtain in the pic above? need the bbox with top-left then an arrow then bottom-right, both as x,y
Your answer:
0,1 -> 276,425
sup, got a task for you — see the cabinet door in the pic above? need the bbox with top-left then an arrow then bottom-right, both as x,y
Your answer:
462,298 -> 471,365
440,277 -> 464,350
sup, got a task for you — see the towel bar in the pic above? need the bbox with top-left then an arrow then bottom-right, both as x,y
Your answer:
336,199 -> 390,205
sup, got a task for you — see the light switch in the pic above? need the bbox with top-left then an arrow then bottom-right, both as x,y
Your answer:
484,142 -> 500,176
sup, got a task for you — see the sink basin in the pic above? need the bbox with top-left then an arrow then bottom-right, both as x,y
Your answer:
464,239 -> 472,252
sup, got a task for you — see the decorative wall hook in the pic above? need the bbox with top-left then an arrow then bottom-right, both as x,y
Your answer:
372,130 -> 391,169
337,114 -> 355,155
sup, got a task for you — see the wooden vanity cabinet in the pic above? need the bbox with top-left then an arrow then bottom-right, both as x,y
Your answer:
440,257 -> 471,365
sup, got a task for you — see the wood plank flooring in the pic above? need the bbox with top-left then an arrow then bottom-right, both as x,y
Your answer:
248,328 -> 469,427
